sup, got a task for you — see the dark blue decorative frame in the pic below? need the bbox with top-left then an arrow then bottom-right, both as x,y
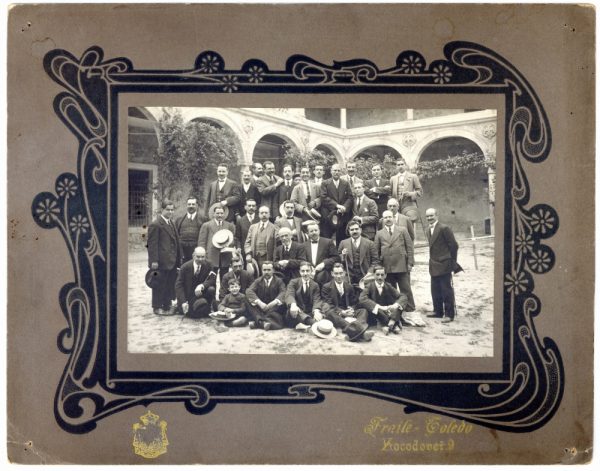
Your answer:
33,42 -> 562,434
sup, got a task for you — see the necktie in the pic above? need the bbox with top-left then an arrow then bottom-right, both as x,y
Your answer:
388,227 -> 392,236
195,264 -> 200,276
357,198 -> 361,212
260,224 -> 265,232
305,182 -> 310,202
354,239 -> 359,249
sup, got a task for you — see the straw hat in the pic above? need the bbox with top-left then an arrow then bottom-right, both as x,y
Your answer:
211,229 -> 234,249
311,319 -> 337,339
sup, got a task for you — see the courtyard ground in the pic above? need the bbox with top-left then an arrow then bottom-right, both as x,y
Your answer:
128,237 -> 494,356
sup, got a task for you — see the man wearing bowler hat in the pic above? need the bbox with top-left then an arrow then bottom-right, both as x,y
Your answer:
197,206 -> 235,280
175,247 -> 217,318
147,199 -> 180,316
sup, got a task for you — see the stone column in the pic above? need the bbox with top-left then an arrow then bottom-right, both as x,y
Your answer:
340,108 -> 347,129
487,166 -> 496,236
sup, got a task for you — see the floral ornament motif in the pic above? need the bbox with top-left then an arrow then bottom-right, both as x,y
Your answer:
530,207 -> 556,236
69,214 -> 90,235
222,76 -> 238,93
398,54 -> 425,74
56,176 -> 78,199
515,232 -> 534,254
482,123 -> 497,139
528,249 -> 552,274
504,271 -> 529,295
35,196 -> 61,226
197,53 -> 222,74
247,65 -> 264,83
402,133 -> 417,149
432,63 -> 453,84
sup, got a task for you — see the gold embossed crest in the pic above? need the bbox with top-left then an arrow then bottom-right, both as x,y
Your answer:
132,410 -> 169,459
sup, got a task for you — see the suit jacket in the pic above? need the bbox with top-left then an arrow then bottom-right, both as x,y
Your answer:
302,237 -> 340,270
427,222 -> 460,277
320,178 -> 353,220
390,171 -> 422,205
364,177 -> 391,214
338,236 -> 379,277
285,278 -> 323,312
197,219 -> 236,268
359,280 -> 408,312
273,241 -> 307,282
255,174 -> 283,218
246,275 -> 286,305
174,260 -> 216,307
277,179 -> 297,207
237,182 -> 261,216
352,194 -> 379,239
321,279 -> 360,313
220,269 -> 255,299
341,175 -> 363,195
373,226 -> 414,273
290,180 -> 321,219
235,213 -> 258,250
147,216 -> 180,270
378,212 -> 415,240
274,215 -> 306,243
206,178 -> 241,222
244,221 -> 277,260
174,212 -> 204,243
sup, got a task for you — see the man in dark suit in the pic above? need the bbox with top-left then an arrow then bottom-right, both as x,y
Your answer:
235,198 -> 258,261
351,181 -> 379,240
175,196 -> 204,264
338,219 -> 379,287
276,164 -> 296,207
302,221 -> 340,285
274,226 -> 307,283
274,200 -> 306,243
246,261 -> 286,330
425,208 -> 461,323
175,247 -> 217,318
147,200 -> 180,315
390,158 -> 423,229
320,163 -> 353,244
206,164 -> 241,223
197,206 -> 236,278
238,169 -> 261,216
359,265 -> 408,334
321,263 -> 373,341
255,160 -> 283,222
364,163 -> 391,216
220,256 -> 255,300
379,198 -> 415,241
284,261 -> 324,329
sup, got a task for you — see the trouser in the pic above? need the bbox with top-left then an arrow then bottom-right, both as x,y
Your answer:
431,273 -> 455,319
373,306 -> 402,326
325,307 -> 368,331
386,272 -> 416,312
180,243 -> 196,264
285,309 -> 316,328
248,304 -> 285,330
152,268 -> 178,310
182,287 -> 216,318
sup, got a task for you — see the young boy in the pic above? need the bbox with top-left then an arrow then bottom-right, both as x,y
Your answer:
218,278 -> 249,327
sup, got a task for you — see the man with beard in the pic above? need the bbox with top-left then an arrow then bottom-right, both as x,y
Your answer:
197,206 -> 236,280
351,181 -> 379,240
302,221 -> 339,284
244,206 -> 277,274
273,226 -> 307,283
275,200 -> 305,243
246,261 -> 286,330
364,163 -> 391,216
255,160 -> 284,222
235,198 -> 258,261
175,196 -> 204,264
338,219 -> 378,287
238,168 -> 261,216
175,247 -> 217,318
320,163 -> 353,244
206,164 -> 241,223
285,261 -> 324,330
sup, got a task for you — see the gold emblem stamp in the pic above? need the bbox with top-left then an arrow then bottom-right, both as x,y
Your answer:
132,410 -> 169,459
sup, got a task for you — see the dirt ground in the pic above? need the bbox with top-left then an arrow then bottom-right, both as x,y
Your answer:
128,238 -> 494,357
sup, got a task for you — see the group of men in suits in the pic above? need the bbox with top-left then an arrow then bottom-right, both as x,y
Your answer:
145,157 -> 461,327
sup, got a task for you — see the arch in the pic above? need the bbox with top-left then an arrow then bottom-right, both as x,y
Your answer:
312,142 -> 343,163
414,128 -> 489,165
347,138 -> 405,162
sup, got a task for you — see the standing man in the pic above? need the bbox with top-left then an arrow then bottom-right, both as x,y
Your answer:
175,247 -> 217,318
235,198 -> 258,261
277,164 -> 296,207
390,158 -> 422,229
246,261 -> 286,330
206,164 -> 241,223
338,220 -> 378,287
290,166 -> 320,222
380,198 -> 415,241
351,181 -> 379,240
244,206 -> 277,273
255,160 -> 283,222
252,161 -> 264,182
238,169 -> 261,216
374,210 -> 416,313
175,196 -> 203,264
273,226 -> 307,283
275,200 -> 305,243
197,206 -> 236,279
342,161 -> 363,192
302,221 -> 340,284
147,200 -> 180,315
312,164 -> 325,188
425,208 -> 462,323
364,163 -> 391,216
320,163 -> 353,244
285,261 -> 324,330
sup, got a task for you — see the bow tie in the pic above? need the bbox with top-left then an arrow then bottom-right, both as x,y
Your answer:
311,240 -> 319,244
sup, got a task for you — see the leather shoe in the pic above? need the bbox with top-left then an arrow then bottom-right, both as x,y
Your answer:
295,322 -> 311,331
362,331 -> 374,342
153,308 -> 165,316
263,322 -> 272,331
441,317 -> 454,323
248,321 -> 257,329
427,313 -> 444,318
231,316 -> 248,327
382,326 -> 390,336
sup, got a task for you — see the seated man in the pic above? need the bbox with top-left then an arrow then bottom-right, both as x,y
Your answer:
285,261 -> 324,330
220,256 -> 255,300
274,226 -> 307,284
175,247 -> 217,318
218,278 -> 250,327
359,265 -> 408,335
246,260 -> 286,330
321,263 -> 374,342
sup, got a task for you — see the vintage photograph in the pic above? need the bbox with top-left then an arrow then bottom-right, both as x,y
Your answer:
127,107 -> 497,356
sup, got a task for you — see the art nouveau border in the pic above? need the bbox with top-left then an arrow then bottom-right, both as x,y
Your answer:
33,42 -> 562,433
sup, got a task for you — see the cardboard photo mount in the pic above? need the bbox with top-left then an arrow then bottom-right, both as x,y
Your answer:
7,4 -> 594,464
